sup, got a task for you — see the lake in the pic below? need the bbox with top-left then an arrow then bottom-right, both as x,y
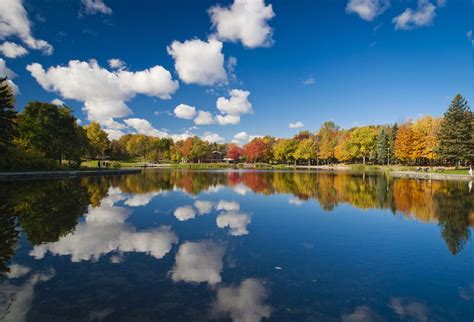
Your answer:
1,170 -> 473,321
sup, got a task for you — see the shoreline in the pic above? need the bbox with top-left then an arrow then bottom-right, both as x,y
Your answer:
390,171 -> 473,182
0,168 -> 141,180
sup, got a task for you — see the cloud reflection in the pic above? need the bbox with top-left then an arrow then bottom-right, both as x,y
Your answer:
30,188 -> 178,262
170,241 -> 225,285
216,212 -> 251,236
213,278 -> 271,322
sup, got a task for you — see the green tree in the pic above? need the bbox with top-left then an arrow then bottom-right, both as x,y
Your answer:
346,126 -> 378,165
388,123 -> 398,164
18,102 -> 86,165
437,94 -> 473,166
376,127 -> 388,164
85,122 -> 110,158
191,137 -> 210,162
0,77 -> 16,153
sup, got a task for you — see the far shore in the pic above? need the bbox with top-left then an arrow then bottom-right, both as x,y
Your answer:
1,162 -> 472,182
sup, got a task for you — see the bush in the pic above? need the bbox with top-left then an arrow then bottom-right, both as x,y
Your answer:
0,146 -> 58,171
110,161 -> 121,169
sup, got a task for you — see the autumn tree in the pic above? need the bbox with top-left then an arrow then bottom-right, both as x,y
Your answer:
227,143 -> 243,161
243,138 -> 267,163
437,94 -> 473,166
85,122 -> 110,158
190,136 -> 209,162
317,121 -> 339,163
394,122 -> 414,163
293,138 -> 318,165
411,116 -> 441,163
273,138 -> 297,164
346,126 -> 378,165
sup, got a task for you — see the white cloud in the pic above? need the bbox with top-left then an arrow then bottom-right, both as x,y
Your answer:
202,131 -> 225,143
216,211 -> 251,236
393,0 -> 437,30
81,0 -> 112,15
342,306 -> 379,322
194,110 -> 216,125
217,89 -> 252,115
436,0 -> 446,7
125,192 -> 162,207
174,206 -> 196,221
174,104 -> 197,120
167,38 -> 227,85
345,0 -> 390,21
124,118 -> 169,138
51,98 -> 65,106
216,114 -> 240,125
217,200 -> 240,211
388,297 -> 428,322
104,129 -> 125,140
194,200 -> 214,214
0,269 -> 55,322
303,76 -> 315,85
467,30 -> 473,45
0,0 -> 53,55
209,0 -> 275,48
4,264 -> 31,279
170,241 -> 225,285
108,58 -> 125,70
30,188 -> 178,262
0,41 -> 27,58
289,121 -> 304,129
27,60 -> 178,130
170,132 -> 195,142
0,58 -> 19,94
233,131 -> 249,141
214,279 -> 272,322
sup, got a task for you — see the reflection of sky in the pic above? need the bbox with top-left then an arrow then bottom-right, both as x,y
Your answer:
2,173 -> 473,321
30,188 -> 178,262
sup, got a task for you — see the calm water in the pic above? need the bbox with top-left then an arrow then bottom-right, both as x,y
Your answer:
1,170 -> 473,321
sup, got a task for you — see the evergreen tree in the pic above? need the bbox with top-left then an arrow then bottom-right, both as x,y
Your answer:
388,123 -> 398,164
437,94 -> 473,165
376,128 -> 388,164
0,77 -> 17,153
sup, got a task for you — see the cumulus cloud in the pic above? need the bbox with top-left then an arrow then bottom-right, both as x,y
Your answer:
174,104 -> 197,119
217,89 -> 252,116
0,41 -> 27,58
124,118 -> 169,137
213,278 -> 272,322
0,0 -> 53,55
216,114 -> 240,125
194,200 -> 214,214
30,188 -> 178,262
108,58 -> 125,70
202,131 -> 225,143
289,121 -> 304,129
209,0 -> 275,48
388,297 -> 428,322
51,98 -> 65,106
345,0 -> 390,21
170,241 -> 225,285
233,131 -> 249,141
167,38 -> 227,85
3,264 -> 31,279
393,0 -> 437,30
26,60 -> 179,130
0,269 -> 55,322
217,200 -> 240,211
0,58 -> 19,94
81,0 -> 112,15
217,211 -> 251,236
194,110 -> 216,125
174,206 -> 196,221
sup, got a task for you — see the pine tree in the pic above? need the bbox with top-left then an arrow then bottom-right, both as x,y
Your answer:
0,77 -> 17,152
388,123 -> 398,164
376,128 -> 388,164
437,94 -> 473,165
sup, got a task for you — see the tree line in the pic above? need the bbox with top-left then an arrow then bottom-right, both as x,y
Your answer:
0,76 -> 472,170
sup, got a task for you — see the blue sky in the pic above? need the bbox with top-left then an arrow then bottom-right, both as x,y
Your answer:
0,0 -> 472,143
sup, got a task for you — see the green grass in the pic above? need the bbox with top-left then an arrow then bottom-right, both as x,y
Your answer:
80,159 -> 143,169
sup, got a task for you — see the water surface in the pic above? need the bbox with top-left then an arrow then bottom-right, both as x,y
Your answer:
1,170 -> 473,321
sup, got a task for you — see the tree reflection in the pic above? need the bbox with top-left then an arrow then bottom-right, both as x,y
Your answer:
0,182 -> 20,273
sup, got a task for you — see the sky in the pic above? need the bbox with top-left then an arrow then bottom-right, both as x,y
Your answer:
0,0 -> 472,144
